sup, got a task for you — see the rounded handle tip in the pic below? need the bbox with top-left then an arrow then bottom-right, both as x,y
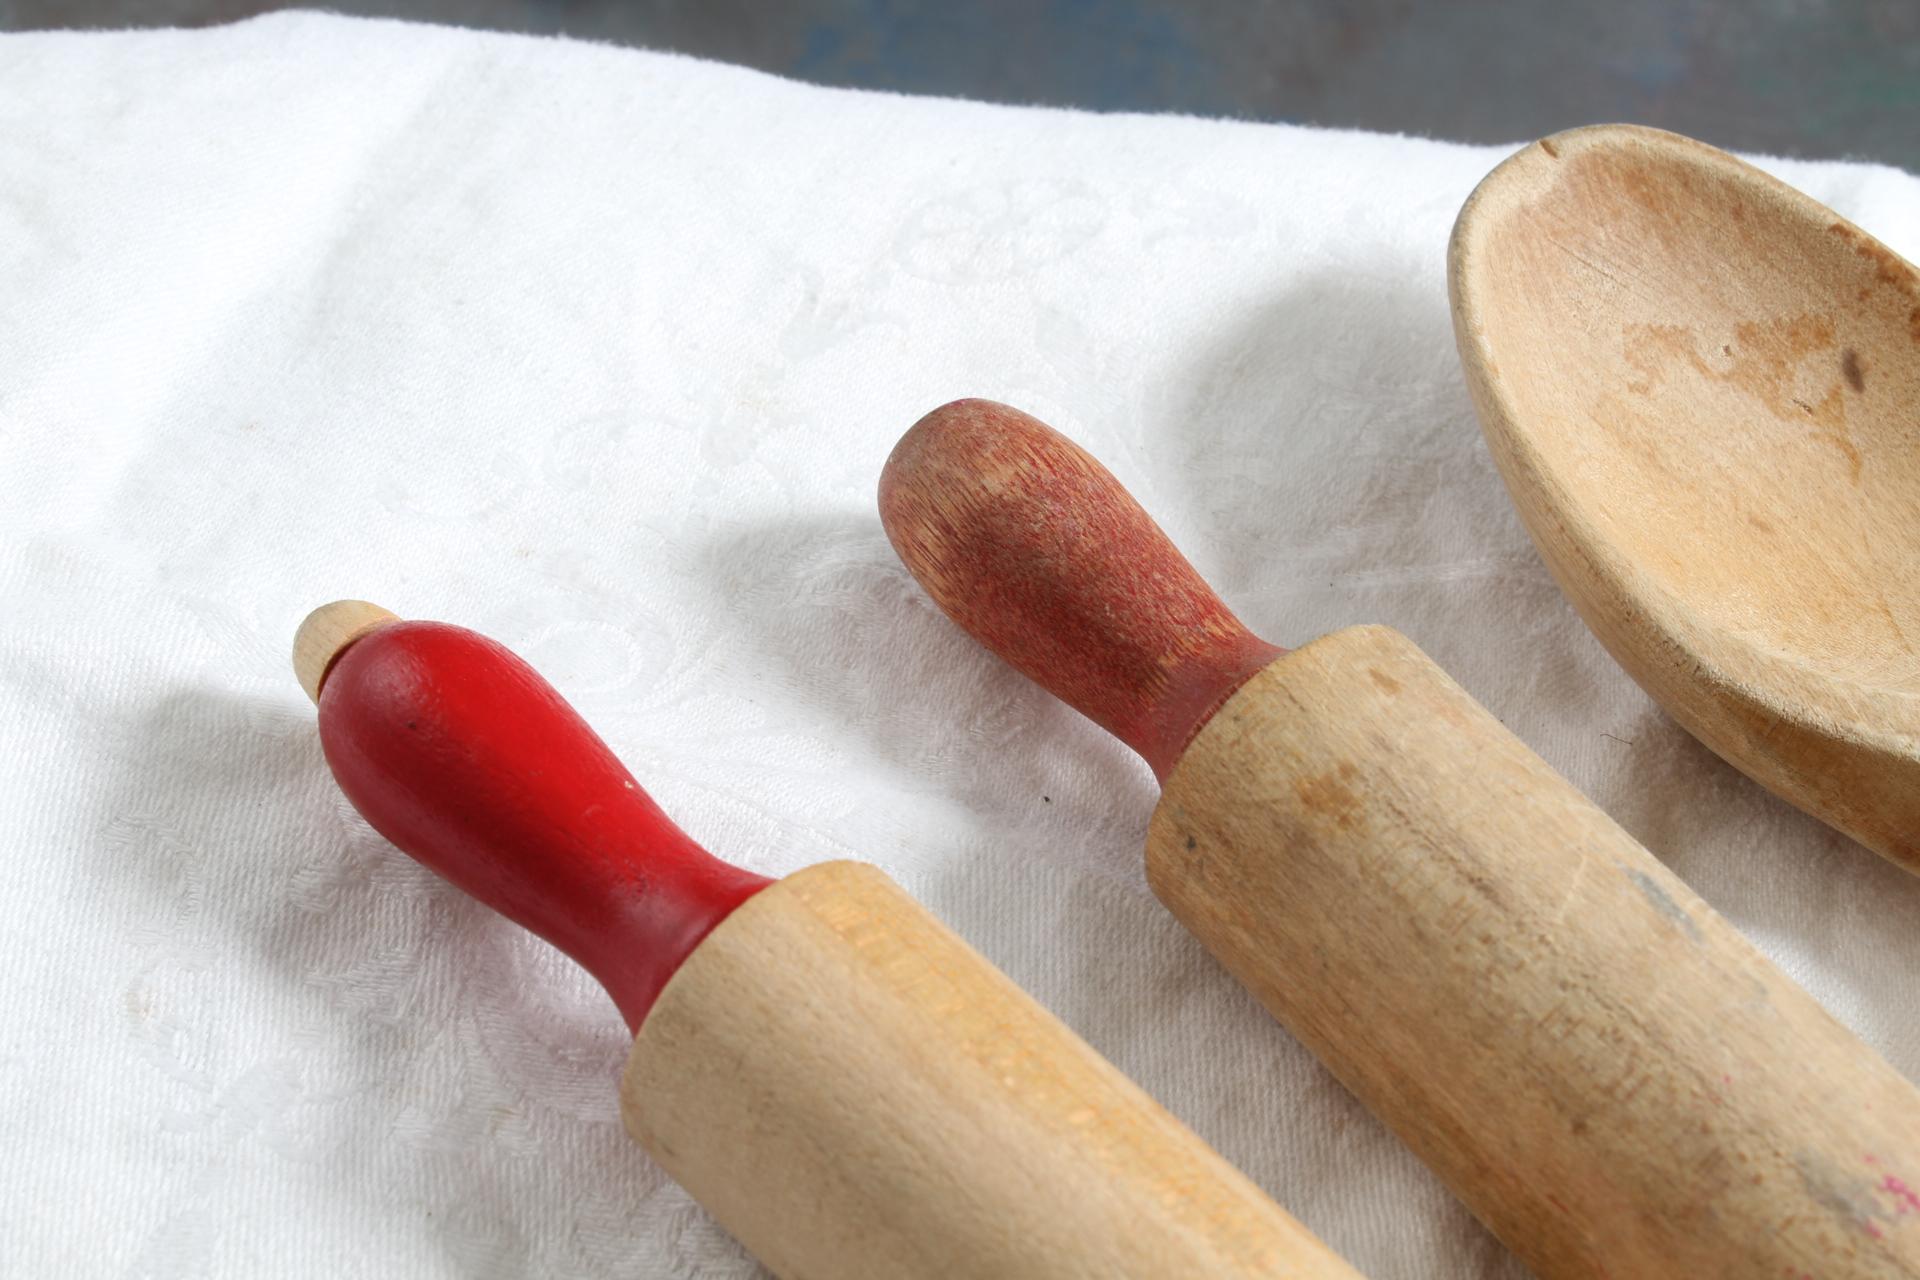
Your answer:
302,613 -> 771,1030
293,600 -> 400,705
879,400 -> 1281,781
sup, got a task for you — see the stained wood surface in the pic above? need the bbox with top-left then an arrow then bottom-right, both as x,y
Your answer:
880,398 -> 1283,782
623,861 -> 1366,1280
1150,625 -> 1920,1279
1451,123 -> 1920,871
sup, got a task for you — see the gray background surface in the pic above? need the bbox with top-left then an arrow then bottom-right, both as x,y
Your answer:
6,0 -> 1916,172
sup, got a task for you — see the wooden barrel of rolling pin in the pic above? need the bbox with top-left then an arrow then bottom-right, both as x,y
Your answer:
296,601 -> 1364,1280
1155,624 -> 1920,1278
627,858 -> 1358,1279
879,399 -> 1920,1279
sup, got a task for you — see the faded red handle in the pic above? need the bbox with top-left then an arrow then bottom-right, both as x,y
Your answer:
306,610 -> 771,1031
879,399 -> 1283,781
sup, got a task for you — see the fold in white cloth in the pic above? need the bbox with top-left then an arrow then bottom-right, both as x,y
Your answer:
3,12 -> 1917,1277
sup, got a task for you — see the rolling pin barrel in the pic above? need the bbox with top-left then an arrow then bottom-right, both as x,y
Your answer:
880,400 -> 1920,1279
1154,624 -> 1920,1277
296,602 -> 1365,1280
628,859 -> 1361,1280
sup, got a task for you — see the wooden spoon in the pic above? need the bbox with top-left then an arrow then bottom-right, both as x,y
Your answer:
1450,124 -> 1920,873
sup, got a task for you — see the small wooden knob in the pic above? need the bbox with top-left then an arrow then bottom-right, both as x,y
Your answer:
293,600 -> 399,704
879,399 -> 1283,781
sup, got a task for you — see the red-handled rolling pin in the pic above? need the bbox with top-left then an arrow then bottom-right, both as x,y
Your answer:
878,399 -> 1920,1280
291,601 -> 1365,1280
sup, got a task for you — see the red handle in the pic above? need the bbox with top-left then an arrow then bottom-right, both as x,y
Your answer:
313,616 -> 771,1031
879,399 -> 1283,782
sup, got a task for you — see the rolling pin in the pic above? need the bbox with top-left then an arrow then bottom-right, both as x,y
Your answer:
291,599 -> 1364,1280
878,398 -> 1920,1280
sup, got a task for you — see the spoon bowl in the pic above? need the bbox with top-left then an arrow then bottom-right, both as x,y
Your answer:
1450,124 -> 1920,872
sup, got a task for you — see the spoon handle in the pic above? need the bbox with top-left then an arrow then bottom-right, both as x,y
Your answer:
297,603 -> 1364,1280
882,400 -> 1920,1280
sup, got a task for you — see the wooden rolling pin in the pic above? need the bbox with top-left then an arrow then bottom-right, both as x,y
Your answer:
878,399 -> 1920,1280
292,600 -> 1363,1280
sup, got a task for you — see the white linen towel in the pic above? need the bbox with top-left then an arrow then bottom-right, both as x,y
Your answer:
3,13 -> 1918,1277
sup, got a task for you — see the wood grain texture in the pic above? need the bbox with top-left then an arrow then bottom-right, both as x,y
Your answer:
880,399 -> 1283,782
1150,624 -> 1920,1279
1450,123 -> 1920,872
623,861 -> 1365,1280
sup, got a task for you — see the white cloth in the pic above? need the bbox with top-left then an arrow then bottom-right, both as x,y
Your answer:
4,12 -> 1918,1277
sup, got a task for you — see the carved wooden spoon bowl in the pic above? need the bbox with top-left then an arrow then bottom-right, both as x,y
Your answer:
1449,124 -> 1920,873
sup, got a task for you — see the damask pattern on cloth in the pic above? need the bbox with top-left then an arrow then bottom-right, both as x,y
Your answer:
3,14 -> 1919,1277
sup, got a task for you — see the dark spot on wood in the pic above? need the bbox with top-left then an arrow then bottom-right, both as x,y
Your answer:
1042,795 -> 1050,803
1368,667 -> 1402,695
1539,137 -> 1559,159
1628,869 -> 1704,942
1794,1152 -> 1888,1240
1184,835 -> 1196,851
1842,348 -> 1864,392
1748,513 -> 1774,534
1295,767 -> 1364,830
406,720 -> 418,730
